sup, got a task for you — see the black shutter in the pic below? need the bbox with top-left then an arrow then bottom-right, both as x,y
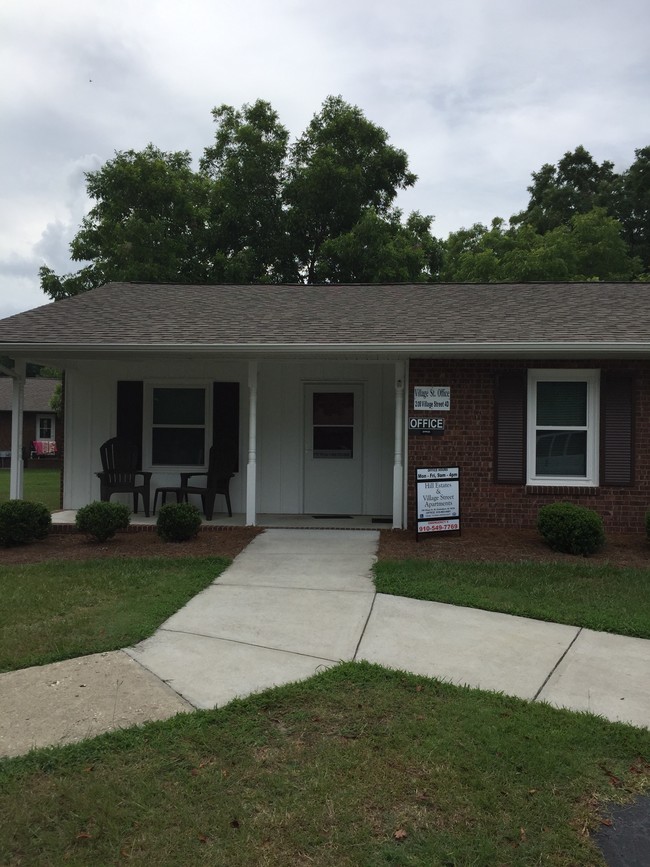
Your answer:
601,372 -> 634,486
213,382 -> 240,472
116,381 -> 144,468
495,372 -> 527,484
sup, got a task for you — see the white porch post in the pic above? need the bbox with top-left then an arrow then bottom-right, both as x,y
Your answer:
245,359 -> 258,526
392,361 -> 405,529
10,359 -> 26,500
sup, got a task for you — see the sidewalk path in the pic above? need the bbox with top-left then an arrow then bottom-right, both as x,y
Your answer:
2,529 -> 649,758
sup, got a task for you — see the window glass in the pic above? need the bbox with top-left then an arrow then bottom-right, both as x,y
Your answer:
536,382 -> 586,426
528,371 -> 597,485
151,387 -> 206,466
152,428 -> 205,466
535,431 -> 587,476
38,416 -> 53,439
312,392 -> 354,458
153,388 -> 205,425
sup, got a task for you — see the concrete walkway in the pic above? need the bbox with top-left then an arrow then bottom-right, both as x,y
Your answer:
2,528 -> 650,758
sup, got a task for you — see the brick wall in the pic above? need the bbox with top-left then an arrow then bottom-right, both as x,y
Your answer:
407,358 -> 650,532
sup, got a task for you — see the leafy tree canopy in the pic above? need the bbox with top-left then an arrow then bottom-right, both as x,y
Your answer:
40,97 -> 433,297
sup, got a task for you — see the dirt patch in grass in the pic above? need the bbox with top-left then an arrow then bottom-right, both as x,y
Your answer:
0,526 -> 262,565
379,527 -> 650,568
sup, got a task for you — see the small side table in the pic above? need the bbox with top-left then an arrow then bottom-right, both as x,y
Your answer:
152,487 -> 186,514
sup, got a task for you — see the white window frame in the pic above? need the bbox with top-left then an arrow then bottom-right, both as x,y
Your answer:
36,414 -> 55,441
527,369 -> 599,487
143,382 -> 211,472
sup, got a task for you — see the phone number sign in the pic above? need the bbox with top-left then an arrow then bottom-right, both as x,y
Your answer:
416,466 -> 460,539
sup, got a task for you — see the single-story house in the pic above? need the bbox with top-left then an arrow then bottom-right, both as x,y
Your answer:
0,376 -> 60,467
0,281 -> 647,531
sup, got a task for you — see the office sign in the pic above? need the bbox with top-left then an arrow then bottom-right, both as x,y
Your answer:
408,416 -> 445,434
413,386 -> 450,411
416,466 -> 460,538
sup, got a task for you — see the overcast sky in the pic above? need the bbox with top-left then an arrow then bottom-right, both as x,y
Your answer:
1,0 -> 648,319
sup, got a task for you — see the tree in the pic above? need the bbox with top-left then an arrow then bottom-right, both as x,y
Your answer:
40,97 -> 436,298
283,96 -> 418,282
318,209 -> 443,283
512,145 -> 616,234
441,209 -> 641,282
199,100 -> 289,282
40,145 -> 212,299
614,146 -> 650,270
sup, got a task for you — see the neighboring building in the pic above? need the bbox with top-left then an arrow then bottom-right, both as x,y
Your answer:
0,282 -> 647,530
0,377 -> 60,467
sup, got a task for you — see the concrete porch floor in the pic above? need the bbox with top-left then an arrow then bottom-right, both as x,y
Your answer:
50,510 -> 392,531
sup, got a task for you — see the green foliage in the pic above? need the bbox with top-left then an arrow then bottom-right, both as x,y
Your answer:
441,209 -> 642,282
40,97 -> 435,296
156,502 -> 202,542
537,502 -> 605,557
75,500 -> 130,542
374,558 -> 650,638
0,556 -> 230,672
0,500 -> 51,547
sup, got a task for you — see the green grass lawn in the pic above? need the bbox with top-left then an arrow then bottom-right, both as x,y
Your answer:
0,467 -> 61,511
374,559 -> 650,639
1,663 -> 649,865
0,557 -> 229,672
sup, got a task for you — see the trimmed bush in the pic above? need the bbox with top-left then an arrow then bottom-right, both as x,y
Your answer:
157,502 -> 202,542
75,500 -> 130,542
0,500 -> 51,547
537,502 -> 605,557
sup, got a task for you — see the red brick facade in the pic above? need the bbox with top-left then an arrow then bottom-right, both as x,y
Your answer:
407,358 -> 650,532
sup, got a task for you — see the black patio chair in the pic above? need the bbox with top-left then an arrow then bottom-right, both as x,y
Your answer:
96,437 -> 152,516
176,446 -> 235,520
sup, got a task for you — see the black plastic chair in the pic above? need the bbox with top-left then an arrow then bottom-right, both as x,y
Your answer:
177,446 -> 235,520
96,437 -> 152,516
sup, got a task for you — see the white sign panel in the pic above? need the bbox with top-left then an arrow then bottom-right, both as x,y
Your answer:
416,466 -> 460,537
417,479 -> 460,520
413,386 -> 450,411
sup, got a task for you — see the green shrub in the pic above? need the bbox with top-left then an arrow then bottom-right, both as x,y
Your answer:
0,500 -> 51,547
157,502 -> 202,542
75,500 -> 130,542
537,502 -> 605,556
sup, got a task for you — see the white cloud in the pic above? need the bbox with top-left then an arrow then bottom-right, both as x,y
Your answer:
1,0 -> 648,318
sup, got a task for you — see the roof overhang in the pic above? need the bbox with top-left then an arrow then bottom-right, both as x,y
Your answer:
2,341 -> 650,364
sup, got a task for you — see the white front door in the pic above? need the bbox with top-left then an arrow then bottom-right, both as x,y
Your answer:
303,384 -> 363,514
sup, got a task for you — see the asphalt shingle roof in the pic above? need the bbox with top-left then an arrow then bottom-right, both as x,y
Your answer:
0,282 -> 648,347
0,377 -> 58,412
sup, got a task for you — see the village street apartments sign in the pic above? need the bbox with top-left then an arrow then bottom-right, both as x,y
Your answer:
416,466 -> 460,538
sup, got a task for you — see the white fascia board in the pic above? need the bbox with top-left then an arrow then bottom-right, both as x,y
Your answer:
2,341 -> 650,358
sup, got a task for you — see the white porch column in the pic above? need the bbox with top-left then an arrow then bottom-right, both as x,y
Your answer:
245,360 -> 258,526
10,359 -> 26,500
392,361 -> 405,529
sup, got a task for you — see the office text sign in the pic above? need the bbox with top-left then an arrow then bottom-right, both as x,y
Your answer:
413,386 -> 450,411
416,466 -> 460,537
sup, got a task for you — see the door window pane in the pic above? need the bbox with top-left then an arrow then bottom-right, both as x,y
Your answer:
312,392 -> 354,459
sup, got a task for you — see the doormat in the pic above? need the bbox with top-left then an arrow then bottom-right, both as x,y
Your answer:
312,515 -> 353,519
372,517 -> 392,524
